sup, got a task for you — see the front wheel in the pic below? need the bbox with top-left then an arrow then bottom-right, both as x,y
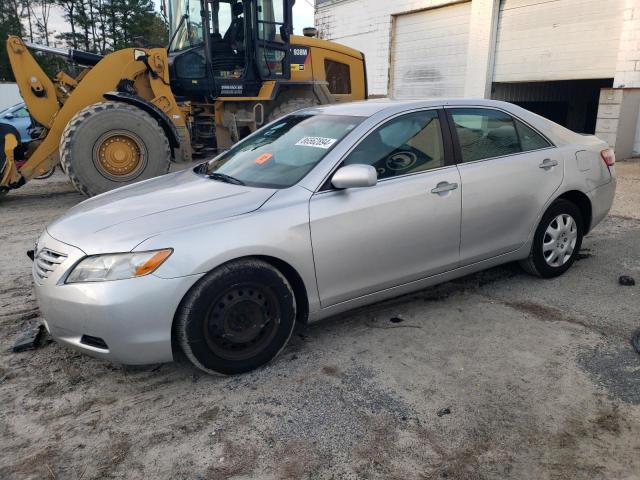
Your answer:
521,199 -> 584,278
176,259 -> 297,375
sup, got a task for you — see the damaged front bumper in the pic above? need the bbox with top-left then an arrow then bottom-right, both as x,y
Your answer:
32,231 -> 202,365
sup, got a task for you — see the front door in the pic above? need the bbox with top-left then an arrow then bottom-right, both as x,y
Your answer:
309,109 -> 462,307
447,107 -> 564,263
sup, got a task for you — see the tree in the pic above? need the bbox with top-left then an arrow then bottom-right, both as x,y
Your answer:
0,0 -> 23,81
29,0 -> 54,45
57,0 -> 79,48
1,0 -> 168,82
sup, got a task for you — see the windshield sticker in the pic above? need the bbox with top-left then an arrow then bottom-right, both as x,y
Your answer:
255,153 -> 273,165
295,136 -> 337,149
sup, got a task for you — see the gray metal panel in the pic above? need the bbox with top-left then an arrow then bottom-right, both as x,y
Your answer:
390,2 -> 472,99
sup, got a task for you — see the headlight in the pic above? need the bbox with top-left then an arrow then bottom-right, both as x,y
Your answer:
65,249 -> 172,283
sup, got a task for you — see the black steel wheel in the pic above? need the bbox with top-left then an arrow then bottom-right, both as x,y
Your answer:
176,259 -> 297,375
203,283 -> 281,362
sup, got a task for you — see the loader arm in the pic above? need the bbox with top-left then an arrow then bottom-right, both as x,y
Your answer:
6,36 -> 60,129
4,36 -> 188,182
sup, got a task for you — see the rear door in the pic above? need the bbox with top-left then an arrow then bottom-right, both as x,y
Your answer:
447,107 -> 563,264
309,109 -> 462,307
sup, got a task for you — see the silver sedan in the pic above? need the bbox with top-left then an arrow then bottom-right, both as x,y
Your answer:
33,99 -> 617,374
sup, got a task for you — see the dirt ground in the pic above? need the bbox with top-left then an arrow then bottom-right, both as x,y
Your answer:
1,162 -> 639,480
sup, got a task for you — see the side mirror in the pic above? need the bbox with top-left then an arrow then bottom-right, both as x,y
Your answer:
331,164 -> 377,189
279,24 -> 290,43
4,113 -> 14,119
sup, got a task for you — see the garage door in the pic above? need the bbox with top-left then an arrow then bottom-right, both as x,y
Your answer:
494,0 -> 625,82
390,2 -> 471,99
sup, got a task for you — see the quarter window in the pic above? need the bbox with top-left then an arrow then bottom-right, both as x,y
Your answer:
325,60 -> 351,94
343,110 -> 444,181
515,119 -> 551,151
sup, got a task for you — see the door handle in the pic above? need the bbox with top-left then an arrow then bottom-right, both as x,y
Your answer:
431,181 -> 458,194
539,158 -> 558,169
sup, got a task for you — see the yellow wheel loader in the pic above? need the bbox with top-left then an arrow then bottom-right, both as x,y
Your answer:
1,0 -> 367,197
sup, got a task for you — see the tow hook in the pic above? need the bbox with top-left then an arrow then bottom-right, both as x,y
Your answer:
27,249 -> 34,261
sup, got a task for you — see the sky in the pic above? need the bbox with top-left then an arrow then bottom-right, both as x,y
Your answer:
47,0 -> 315,45
292,0 -> 316,33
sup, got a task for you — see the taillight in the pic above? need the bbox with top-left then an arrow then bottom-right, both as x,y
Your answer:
601,148 -> 615,167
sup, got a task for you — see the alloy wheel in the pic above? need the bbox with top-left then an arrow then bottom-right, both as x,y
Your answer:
542,213 -> 578,267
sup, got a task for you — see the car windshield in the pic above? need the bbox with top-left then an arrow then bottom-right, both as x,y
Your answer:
203,114 -> 364,188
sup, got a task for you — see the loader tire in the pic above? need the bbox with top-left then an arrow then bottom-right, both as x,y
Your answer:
60,102 -> 171,196
267,97 -> 319,122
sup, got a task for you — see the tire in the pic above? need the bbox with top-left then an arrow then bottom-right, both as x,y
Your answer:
60,102 -> 171,196
267,96 -> 319,122
520,199 -> 584,278
176,259 -> 297,375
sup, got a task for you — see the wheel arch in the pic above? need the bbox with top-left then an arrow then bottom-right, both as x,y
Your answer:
555,190 -> 592,233
103,91 -> 180,152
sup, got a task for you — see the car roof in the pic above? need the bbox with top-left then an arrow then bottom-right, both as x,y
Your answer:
303,98 -> 520,117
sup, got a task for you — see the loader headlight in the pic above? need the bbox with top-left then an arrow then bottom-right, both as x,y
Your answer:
66,249 -> 173,283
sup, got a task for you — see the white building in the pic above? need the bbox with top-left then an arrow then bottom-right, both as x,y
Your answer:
315,0 -> 640,157
0,83 -> 22,111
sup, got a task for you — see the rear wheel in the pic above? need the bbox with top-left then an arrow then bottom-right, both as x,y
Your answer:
521,199 -> 584,278
60,102 -> 171,196
176,259 -> 297,375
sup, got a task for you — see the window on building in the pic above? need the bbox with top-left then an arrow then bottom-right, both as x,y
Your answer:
342,110 -> 444,180
325,60 -> 351,94
449,108 -> 521,162
515,119 -> 551,151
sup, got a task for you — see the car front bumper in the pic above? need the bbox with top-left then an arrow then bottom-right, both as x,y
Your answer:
33,232 -> 203,365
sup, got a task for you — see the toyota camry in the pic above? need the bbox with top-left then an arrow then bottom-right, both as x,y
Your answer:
32,99 -> 616,374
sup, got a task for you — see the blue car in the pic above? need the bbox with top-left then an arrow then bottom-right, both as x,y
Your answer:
0,103 -> 34,144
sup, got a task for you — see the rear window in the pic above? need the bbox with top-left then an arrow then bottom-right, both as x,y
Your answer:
449,108 -> 551,162
325,60 -> 351,94
450,108 -> 520,162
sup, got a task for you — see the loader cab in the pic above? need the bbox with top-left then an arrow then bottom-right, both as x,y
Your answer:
167,0 -> 293,99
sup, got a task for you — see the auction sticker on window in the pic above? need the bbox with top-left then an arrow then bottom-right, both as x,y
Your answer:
295,136 -> 337,149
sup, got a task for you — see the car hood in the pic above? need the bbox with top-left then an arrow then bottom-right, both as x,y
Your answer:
47,169 -> 277,254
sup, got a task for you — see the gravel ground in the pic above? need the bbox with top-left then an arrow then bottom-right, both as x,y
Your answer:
1,162 -> 639,480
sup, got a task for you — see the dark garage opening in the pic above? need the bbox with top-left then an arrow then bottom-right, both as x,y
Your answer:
491,79 -> 614,134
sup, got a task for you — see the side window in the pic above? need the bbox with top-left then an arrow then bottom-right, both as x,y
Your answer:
325,60 -> 351,94
343,110 -> 444,180
257,0 -> 285,42
449,108 -> 521,162
14,107 -> 29,118
515,119 -> 551,151
256,0 -> 288,78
